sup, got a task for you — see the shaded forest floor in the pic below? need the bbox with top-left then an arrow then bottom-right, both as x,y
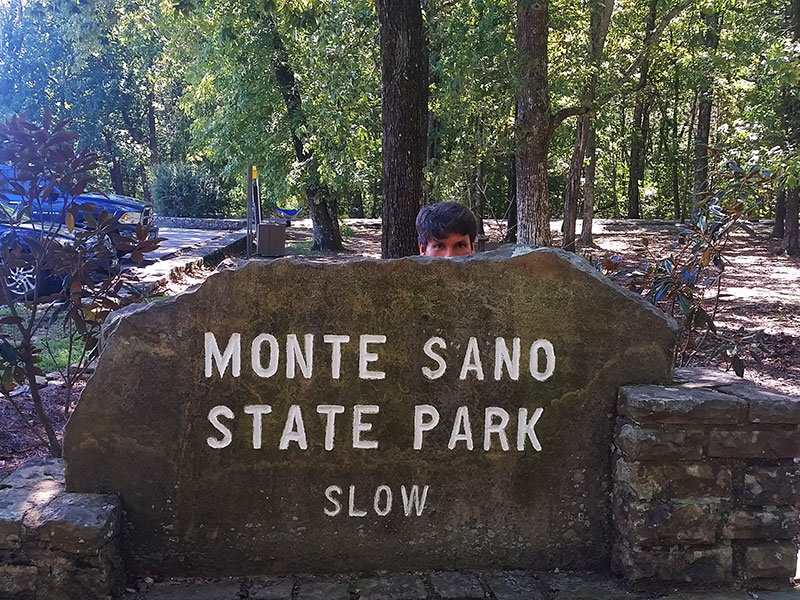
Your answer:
2,217 -> 798,475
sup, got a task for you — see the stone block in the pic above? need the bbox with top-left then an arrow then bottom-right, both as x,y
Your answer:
357,574 -> 426,600
742,465 -> 800,505
0,565 -> 37,599
539,572 -> 640,599
482,572 -> 545,600
708,431 -> 800,459
722,508 -> 799,540
616,424 -> 705,460
0,458 -> 63,491
717,383 -> 800,424
614,458 -> 731,500
620,385 -> 747,425
143,580 -> 242,599
249,578 -> 294,600
28,492 -> 119,554
614,496 -> 720,545
673,368 -> 741,388
428,571 -> 483,599
295,580 -> 351,600
613,541 -> 732,582
744,543 -> 798,579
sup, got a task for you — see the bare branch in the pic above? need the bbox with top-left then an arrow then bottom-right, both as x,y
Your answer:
551,105 -> 591,131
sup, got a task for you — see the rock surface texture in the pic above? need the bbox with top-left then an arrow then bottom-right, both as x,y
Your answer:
0,458 -> 123,600
64,247 -> 677,576
613,368 -> 800,586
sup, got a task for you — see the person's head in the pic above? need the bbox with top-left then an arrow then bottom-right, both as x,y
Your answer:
416,202 -> 478,257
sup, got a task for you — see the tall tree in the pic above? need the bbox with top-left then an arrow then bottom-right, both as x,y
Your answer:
783,0 -> 800,255
562,0 -> 615,251
377,0 -> 428,258
626,0 -> 658,220
690,10 -> 721,221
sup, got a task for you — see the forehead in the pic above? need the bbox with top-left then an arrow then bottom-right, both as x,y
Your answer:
429,233 -> 471,243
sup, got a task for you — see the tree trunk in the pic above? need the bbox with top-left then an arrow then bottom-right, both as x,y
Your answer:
506,155 -> 518,242
580,124 -> 597,246
110,157 -> 124,194
627,0 -> 658,219
352,190 -> 365,218
784,188 -> 800,255
562,116 -> 588,250
377,0 -> 428,258
147,86 -> 159,168
773,189 -> 786,239
562,0 -> 614,251
682,91 -> 698,222
782,0 -> 800,255
691,11 -> 721,221
265,14 -> 343,251
671,57 -> 681,221
516,0 -> 552,246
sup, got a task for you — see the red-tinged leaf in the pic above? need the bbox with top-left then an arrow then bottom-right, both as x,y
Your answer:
70,279 -> 81,294
42,108 -> 51,131
65,211 -> 75,232
46,130 -> 79,146
731,355 -> 744,378
130,251 -> 144,264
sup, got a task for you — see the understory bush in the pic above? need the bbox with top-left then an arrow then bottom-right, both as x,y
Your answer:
151,162 -> 231,217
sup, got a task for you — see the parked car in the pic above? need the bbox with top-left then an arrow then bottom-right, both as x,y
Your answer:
0,164 -> 159,254
0,222 -> 118,301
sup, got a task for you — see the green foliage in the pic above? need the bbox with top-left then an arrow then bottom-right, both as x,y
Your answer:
0,112 -> 161,456
151,162 -> 231,217
602,161 -> 776,375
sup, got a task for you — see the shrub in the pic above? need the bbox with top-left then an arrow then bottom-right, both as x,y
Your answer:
151,162 -> 231,217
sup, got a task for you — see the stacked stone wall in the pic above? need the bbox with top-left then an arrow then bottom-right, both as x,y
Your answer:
612,369 -> 800,586
0,459 -> 123,600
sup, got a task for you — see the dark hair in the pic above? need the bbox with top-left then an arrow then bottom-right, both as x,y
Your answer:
416,202 -> 478,246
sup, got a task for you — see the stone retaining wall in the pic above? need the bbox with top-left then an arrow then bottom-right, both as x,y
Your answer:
612,368 -> 800,586
153,216 -> 245,230
0,459 -> 123,600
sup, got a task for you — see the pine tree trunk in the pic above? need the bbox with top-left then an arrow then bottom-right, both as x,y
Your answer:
683,91 -> 698,222
377,0 -> 428,258
772,189 -> 786,239
691,11 -> 721,222
516,0 -> 552,246
580,124 -> 597,246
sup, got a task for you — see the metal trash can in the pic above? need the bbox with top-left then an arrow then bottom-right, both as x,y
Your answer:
257,221 -> 287,257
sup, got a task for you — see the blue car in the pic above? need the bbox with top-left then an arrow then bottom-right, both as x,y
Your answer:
0,164 -> 159,254
0,221 -> 118,300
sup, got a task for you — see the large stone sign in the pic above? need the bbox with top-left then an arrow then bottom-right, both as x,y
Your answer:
64,247 -> 677,576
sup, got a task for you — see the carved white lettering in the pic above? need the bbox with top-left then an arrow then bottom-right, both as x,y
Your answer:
494,337 -> 521,381
529,339 -> 556,381
205,332 -> 241,378
323,334 -> 350,379
484,407 -> 510,451
459,336 -> 484,380
448,406 -> 474,450
317,405 -> 345,451
413,405 -> 440,450
207,405 -> 234,448
324,485 -> 342,516
517,407 -> 544,451
358,334 -> 386,380
352,405 -> 379,449
243,404 -> 272,449
286,334 -> 314,379
279,405 -> 308,449
421,336 -> 447,379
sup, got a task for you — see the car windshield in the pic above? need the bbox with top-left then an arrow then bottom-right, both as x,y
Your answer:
0,164 -> 64,198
